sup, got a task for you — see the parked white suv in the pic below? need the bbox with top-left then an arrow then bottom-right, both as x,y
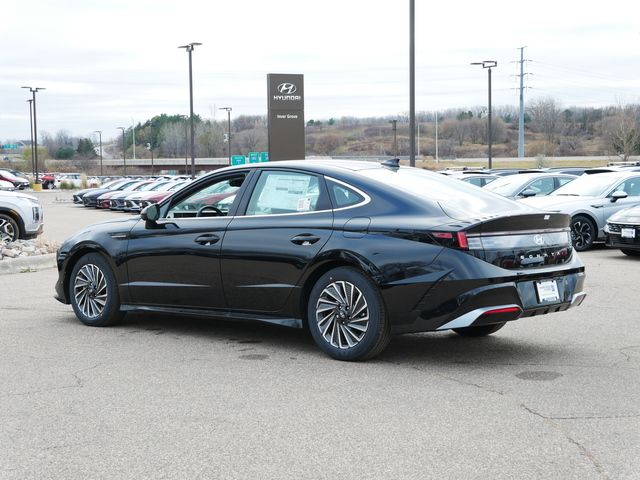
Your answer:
0,191 -> 44,242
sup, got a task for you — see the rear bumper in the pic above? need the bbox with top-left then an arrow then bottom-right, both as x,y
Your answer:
389,267 -> 586,334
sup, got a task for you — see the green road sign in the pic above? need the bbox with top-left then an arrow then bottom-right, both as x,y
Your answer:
248,152 -> 260,163
259,151 -> 269,162
231,155 -> 246,165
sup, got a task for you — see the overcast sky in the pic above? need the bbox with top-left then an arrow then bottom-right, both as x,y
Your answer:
2,0 -> 639,142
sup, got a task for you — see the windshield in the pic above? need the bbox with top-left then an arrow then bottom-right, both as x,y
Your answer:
550,174 -> 618,197
483,176 -> 525,196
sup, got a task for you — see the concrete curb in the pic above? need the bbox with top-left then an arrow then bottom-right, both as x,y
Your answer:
0,253 -> 56,275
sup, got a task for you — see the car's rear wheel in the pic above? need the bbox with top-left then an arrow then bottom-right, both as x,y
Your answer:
621,248 -> 640,257
0,213 -> 19,243
307,267 -> 390,361
69,253 -> 124,327
571,215 -> 596,251
453,322 -> 506,337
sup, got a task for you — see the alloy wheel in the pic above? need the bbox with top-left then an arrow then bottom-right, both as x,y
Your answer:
73,264 -> 108,319
315,280 -> 369,349
0,218 -> 16,243
571,219 -> 593,250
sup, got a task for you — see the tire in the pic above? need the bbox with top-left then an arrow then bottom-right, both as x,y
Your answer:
69,253 -> 124,327
45,182 -> 55,190
571,215 -> 596,251
307,267 -> 390,361
453,322 -> 506,337
621,248 -> 640,257
0,213 -> 19,243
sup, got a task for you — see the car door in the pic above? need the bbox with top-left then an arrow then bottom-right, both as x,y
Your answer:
602,176 -> 640,227
124,170 -> 251,309
220,169 -> 334,313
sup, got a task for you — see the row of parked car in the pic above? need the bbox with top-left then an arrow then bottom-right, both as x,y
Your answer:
442,165 -> 640,254
73,176 -> 192,213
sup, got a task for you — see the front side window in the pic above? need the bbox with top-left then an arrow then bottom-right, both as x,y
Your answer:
246,171 -> 321,216
166,174 -> 246,218
523,177 -> 556,196
614,177 -> 640,197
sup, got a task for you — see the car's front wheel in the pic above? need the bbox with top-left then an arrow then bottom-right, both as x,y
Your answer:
69,253 -> 124,327
307,267 -> 390,361
0,213 -> 19,243
571,215 -> 596,251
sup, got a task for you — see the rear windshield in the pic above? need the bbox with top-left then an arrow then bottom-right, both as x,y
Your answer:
359,167 -> 530,218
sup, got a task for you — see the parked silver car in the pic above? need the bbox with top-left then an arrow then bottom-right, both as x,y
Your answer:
521,171 -> 640,251
484,172 -> 576,199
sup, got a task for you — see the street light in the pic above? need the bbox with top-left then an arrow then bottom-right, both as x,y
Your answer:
146,142 -> 154,176
389,119 -> 398,158
21,86 -> 45,184
117,127 -> 126,176
178,42 -> 202,179
471,60 -> 498,168
93,130 -> 103,176
26,99 -> 34,177
219,107 -> 232,165
179,114 -> 188,175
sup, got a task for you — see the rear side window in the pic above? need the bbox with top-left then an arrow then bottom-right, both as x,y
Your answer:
246,171 -> 323,215
327,181 -> 364,208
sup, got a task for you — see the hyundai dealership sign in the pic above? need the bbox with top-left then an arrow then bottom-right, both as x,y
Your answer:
267,73 -> 305,161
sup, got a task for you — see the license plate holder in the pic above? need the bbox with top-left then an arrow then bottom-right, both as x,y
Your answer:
536,279 -> 560,303
621,227 -> 636,239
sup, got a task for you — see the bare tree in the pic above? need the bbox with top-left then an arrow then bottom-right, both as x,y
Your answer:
600,106 -> 640,160
528,97 -> 562,146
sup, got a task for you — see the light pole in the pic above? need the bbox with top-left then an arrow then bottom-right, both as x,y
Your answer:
93,130 -> 103,176
219,107 -> 232,165
178,42 -> 202,179
27,99 -> 34,177
179,115 -> 188,175
389,119 -> 398,158
409,0 -> 415,166
146,142 -> 154,176
471,60 -> 497,169
117,127 -> 126,176
21,86 -> 45,184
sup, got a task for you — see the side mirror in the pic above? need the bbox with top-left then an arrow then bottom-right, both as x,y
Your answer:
610,190 -> 628,202
141,204 -> 160,222
520,189 -> 537,198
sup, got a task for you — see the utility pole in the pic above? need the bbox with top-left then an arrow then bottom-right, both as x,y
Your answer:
389,120 -> 398,158
517,46 -> 528,158
471,61 -> 497,169
178,42 -> 202,179
27,99 -> 34,177
117,127 -> 126,176
409,0 -> 415,166
93,130 -> 103,176
435,112 -> 439,163
21,86 -> 45,184
219,107 -> 232,165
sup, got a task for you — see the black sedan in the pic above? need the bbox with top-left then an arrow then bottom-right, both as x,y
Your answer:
605,204 -> 640,256
55,160 -> 586,361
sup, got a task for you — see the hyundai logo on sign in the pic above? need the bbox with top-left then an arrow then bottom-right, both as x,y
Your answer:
534,234 -> 545,246
277,83 -> 297,94
273,82 -> 302,101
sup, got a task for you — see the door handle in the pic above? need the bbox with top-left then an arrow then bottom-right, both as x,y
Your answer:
194,234 -> 220,246
290,234 -> 321,246
590,204 -> 603,209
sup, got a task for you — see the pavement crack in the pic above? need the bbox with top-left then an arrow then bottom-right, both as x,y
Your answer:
521,404 -> 610,479
404,363 -> 507,396
6,363 -> 102,397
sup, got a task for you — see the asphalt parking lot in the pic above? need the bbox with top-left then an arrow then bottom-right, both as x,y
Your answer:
1,191 -> 639,479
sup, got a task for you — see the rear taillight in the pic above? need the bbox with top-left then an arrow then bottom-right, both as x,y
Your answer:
431,231 -> 469,250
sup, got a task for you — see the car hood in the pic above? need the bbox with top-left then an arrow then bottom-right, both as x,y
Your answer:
60,216 -> 139,249
0,191 -> 38,202
519,195 -> 600,211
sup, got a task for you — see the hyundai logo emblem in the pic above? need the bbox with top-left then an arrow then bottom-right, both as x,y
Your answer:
533,234 -> 545,246
277,83 -> 297,94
